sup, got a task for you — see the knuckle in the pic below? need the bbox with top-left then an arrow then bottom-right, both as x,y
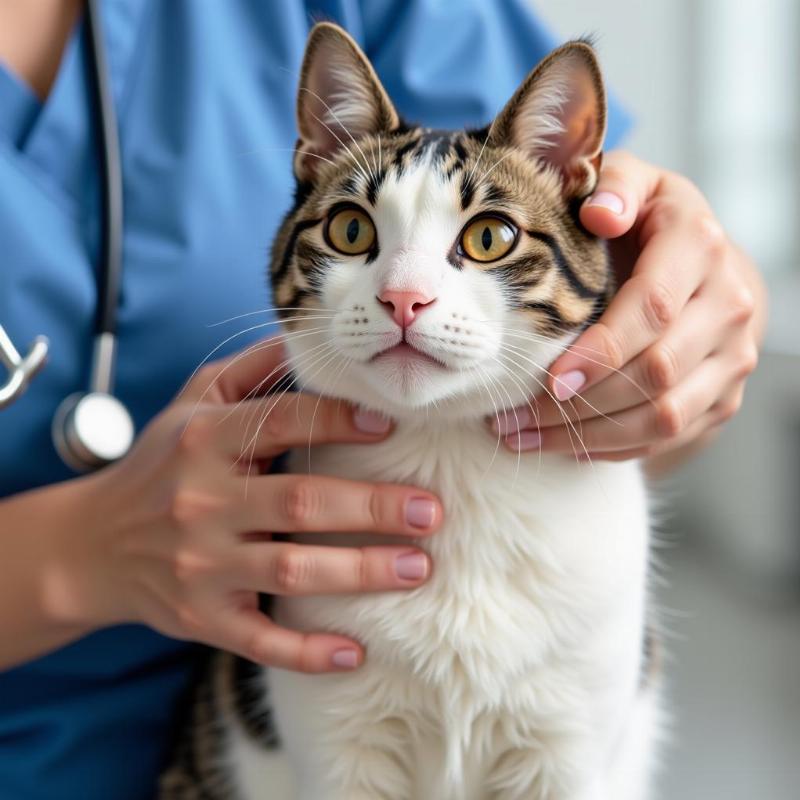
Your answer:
168,487 -> 218,530
646,345 -> 680,392
645,199 -> 681,235
282,479 -> 322,529
273,545 -> 314,594
194,364 -> 220,392
715,393 -> 743,424
642,281 -> 677,332
243,629 -> 273,665
177,411 -> 217,455
594,323 -> 626,371
172,548 -> 213,585
260,403 -> 289,442
366,487 -> 388,530
691,213 -> 727,258
655,396 -> 686,439
738,344 -> 759,378
355,548 -> 371,591
729,287 -> 756,325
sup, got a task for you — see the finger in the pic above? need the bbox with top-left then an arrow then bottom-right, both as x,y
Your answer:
182,335 -> 291,404
580,151 -> 660,239
229,541 -> 431,595
513,356 -> 730,454
527,291 -> 728,428
579,408 -> 729,464
232,474 -> 441,535
223,609 -> 365,673
208,394 -> 394,458
548,215 -> 720,402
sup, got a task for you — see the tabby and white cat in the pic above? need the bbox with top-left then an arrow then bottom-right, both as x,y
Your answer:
161,22 -> 661,800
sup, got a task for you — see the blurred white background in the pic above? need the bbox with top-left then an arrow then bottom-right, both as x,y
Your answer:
537,1 -> 800,798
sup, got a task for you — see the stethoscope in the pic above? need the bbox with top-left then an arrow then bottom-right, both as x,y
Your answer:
0,0 -> 134,472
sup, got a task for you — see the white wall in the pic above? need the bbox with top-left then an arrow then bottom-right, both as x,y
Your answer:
536,0 -> 800,582
534,0 -> 693,174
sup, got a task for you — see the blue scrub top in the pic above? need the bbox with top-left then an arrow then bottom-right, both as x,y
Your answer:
0,1 -> 630,797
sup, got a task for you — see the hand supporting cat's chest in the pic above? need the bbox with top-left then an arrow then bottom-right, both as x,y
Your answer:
281,422 -> 649,680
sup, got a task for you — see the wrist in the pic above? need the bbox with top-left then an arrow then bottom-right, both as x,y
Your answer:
39,470 -> 132,632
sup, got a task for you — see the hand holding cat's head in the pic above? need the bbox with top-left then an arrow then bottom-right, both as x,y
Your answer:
271,23 -> 611,419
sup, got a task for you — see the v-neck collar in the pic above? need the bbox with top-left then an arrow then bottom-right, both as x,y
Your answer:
7,0 -> 151,207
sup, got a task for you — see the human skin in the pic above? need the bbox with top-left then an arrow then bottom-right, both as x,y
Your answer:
0,342 -> 442,672
0,4 -> 766,673
496,150 -> 766,472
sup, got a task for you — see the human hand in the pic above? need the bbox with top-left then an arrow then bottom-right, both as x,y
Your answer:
496,151 -> 763,463
56,338 -> 441,672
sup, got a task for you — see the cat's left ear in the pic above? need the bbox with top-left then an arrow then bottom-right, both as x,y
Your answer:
489,40 -> 607,199
294,22 -> 400,181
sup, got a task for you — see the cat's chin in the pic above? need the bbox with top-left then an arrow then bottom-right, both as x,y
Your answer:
291,355 -> 536,423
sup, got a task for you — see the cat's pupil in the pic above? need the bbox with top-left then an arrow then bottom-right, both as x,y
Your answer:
481,227 -> 492,251
346,218 -> 360,244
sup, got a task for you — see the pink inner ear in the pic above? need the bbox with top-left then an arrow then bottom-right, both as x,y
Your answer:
542,64 -> 602,169
549,93 -> 599,167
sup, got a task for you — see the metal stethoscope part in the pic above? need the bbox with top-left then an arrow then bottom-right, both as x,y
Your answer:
0,325 -> 49,410
2,0 -> 135,472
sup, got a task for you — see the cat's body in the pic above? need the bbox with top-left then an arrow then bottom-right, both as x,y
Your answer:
260,432 -> 654,800
161,24 -> 662,800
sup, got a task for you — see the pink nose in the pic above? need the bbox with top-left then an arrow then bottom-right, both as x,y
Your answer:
378,290 -> 436,328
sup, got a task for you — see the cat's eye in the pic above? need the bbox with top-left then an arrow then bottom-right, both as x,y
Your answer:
460,216 -> 518,263
325,206 -> 376,256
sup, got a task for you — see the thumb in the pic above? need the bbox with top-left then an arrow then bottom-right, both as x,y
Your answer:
181,335 -> 290,404
579,151 -> 658,239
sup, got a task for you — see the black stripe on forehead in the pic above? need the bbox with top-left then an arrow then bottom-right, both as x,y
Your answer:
460,172 -> 477,210
392,134 -> 423,176
365,168 -> 387,206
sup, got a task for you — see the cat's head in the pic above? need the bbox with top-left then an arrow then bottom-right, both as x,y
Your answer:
271,22 -> 612,420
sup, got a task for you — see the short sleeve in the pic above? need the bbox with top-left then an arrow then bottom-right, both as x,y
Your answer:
355,0 -> 632,149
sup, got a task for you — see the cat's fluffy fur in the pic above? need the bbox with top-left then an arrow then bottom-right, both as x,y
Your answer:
161,23 -> 661,800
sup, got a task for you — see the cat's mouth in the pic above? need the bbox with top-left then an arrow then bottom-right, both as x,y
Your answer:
371,342 -> 448,370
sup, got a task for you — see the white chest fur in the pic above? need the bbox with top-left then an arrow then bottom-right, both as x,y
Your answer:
227,419 -> 653,800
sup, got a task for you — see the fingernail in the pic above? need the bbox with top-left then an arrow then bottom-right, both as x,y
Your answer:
554,370 -> 586,402
586,191 -> 624,215
331,648 -> 360,669
505,431 -> 542,452
353,408 -> 392,434
405,498 -> 436,529
491,406 -> 531,436
394,551 -> 429,581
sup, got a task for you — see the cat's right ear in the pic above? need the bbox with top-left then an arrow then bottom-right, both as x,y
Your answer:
294,23 -> 399,181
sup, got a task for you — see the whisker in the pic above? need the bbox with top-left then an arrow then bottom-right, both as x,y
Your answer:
181,328 -> 330,440
498,340 -> 624,428
238,341 -> 340,476
179,317 -> 333,403
305,353 -> 352,473
497,328 -> 655,409
207,307 -> 334,328
496,346 -> 591,467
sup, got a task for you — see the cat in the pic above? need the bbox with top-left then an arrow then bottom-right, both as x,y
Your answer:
161,22 -> 661,800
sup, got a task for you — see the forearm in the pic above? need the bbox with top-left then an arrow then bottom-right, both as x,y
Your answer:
0,478 -> 101,670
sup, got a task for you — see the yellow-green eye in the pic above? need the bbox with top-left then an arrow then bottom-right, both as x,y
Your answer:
460,216 -> 517,262
326,207 -> 376,255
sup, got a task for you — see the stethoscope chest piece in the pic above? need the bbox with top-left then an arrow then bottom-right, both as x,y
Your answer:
53,391 -> 134,472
